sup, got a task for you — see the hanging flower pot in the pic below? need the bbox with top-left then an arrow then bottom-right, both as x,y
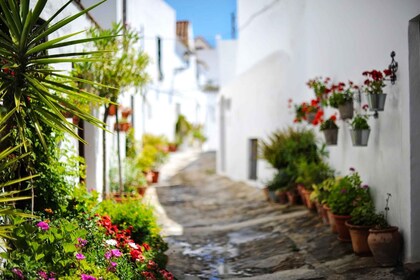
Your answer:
350,129 -> 370,147
306,111 -> 317,124
108,104 -> 117,116
121,107 -> 132,118
367,94 -> 387,111
338,100 -> 354,120
323,128 -> 338,145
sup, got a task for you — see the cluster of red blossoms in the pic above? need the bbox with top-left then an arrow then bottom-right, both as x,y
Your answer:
1,59 -> 15,77
294,98 -> 324,125
362,69 -> 391,94
98,215 -> 174,280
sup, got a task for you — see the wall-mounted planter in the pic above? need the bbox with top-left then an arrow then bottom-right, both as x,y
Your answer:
323,128 -> 338,145
338,100 -> 354,120
350,129 -> 370,147
307,111 -> 316,124
367,94 -> 387,111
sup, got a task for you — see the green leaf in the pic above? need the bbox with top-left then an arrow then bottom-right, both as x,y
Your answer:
35,253 -> 44,261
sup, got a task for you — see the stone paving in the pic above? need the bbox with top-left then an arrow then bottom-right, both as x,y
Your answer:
145,150 -> 412,280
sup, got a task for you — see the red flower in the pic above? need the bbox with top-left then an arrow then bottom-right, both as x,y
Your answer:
130,249 -> 143,261
383,69 -> 392,76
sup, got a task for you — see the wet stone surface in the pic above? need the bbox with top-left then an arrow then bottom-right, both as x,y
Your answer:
151,151 -> 409,280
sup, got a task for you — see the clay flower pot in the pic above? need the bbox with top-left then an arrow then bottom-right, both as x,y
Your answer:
368,226 -> 401,267
150,170 -> 160,183
297,185 -> 307,206
286,190 -> 298,205
323,205 -> 336,233
332,214 -> 352,242
345,221 -> 372,256
108,104 -> 117,116
276,190 -> 288,204
302,189 -> 315,210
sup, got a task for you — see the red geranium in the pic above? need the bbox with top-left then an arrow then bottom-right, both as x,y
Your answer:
362,69 -> 391,94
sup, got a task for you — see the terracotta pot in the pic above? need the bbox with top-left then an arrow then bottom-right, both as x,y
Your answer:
108,104 -> 117,116
168,143 -> 178,152
345,221 -> 372,256
286,190 -> 298,205
136,186 -> 148,196
332,214 -> 352,242
324,205 -> 337,233
297,185 -> 306,206
368,226 -> 401,267
276,190 -> 288,204
319,203 -> 329,225
302,189 -> 315,210
150,170 -> 160,183
263,187 -> 278,203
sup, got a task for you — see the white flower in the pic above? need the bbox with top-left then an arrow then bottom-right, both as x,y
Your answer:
105,239 -> 118,246
128,242 -> 138,249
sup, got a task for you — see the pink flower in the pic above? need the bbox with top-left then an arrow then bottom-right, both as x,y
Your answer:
38,271 -> 48,279
81,274 -> 96,280
111,249 -> 122,257
362,184 -> 369,189
105,251 -> 112,259
340,189 -> 347,194
12,268 -> 24,279
349,167 -> 355,172
77,238 -> 87,247
36,221 -> 49,231
76,253 -> 85,260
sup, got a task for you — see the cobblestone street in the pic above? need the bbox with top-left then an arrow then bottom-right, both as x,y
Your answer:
146,151 -> 410,280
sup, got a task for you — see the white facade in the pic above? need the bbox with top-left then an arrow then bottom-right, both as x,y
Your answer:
78,0 -> 219,193
218,0 -> 420,262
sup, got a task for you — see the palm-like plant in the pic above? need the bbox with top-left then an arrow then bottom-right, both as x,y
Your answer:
0,0 -> 109,152
0,1 -> 111,230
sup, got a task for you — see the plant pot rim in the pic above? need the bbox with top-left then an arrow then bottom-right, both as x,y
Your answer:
345,220 -> 373,230
367,92 -> 387,95
332,213 -> 352,219
350,128 -> 371,132
321,127 -> 339,131
369,226 -> 399,233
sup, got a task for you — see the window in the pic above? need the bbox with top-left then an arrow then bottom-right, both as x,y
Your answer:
157,36 -> 163,81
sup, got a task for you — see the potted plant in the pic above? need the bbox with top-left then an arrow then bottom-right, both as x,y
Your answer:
326,168 -> 369,242
362,69 -> 392,111
306,76 -> 332,105
320,115 -> 339,145
295,159 -> 334,210
328,81 -> 358,120
346,199 -> 379,256
264,170 -> 289,204
294,100 -> 323,125
310,178 -> 335,225
367,193 -> 401,267
350,111 -> 370,147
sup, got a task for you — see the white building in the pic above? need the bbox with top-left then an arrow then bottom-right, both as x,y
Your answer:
218,0 -> 420,263
78,0 -> 219,193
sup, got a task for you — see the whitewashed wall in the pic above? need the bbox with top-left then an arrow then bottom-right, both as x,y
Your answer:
37,1 -> 104,194
219,0 -> 420,262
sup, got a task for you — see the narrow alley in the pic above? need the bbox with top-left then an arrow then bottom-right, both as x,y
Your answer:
145,151 -> 410,280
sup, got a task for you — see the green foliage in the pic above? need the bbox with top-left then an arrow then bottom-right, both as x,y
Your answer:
261,127 -> 327,190
309,177 -> 336,204
327,170 -> 371,215
266,169 -> 291,191
320,116 -> 338,131
175,114 -> 192,145
76,23 -> 149,103
295,160 -> 334,190
350,202 -> 383,226
191,124 -> 207,144
2,217 -> 88,278
351,114 -> 370,130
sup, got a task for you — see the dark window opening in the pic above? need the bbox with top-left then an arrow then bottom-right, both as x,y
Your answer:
157,36 -> 164,81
